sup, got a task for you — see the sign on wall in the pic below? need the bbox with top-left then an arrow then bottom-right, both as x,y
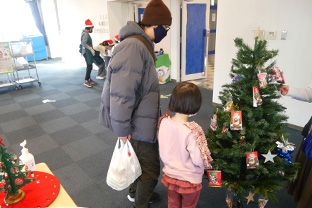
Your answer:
0,42 -> 15,74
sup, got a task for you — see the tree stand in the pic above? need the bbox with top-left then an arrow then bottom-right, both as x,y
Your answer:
5,189 -> 25,205
234,199 -> 257,208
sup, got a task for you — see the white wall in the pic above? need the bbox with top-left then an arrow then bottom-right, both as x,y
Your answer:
45,0 -> 173,67
55,0 -> 109,65
107,1 -> 135,40
169,0 -> 181,81
40,0 -> 61,58
214,0 -> 312,127
0,0 -> 40,41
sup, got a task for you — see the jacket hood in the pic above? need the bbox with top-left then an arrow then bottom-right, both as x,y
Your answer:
119,21 -> 153,46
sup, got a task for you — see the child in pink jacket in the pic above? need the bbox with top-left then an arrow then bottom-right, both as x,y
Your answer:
158,81 -> 213,208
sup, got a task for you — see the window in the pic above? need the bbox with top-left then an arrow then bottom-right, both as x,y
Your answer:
0,0 -> 40,41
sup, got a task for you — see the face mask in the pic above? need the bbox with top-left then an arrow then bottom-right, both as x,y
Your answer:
153,26 -> 168,43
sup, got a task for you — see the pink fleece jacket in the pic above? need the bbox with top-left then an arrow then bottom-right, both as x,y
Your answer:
158,117 -> 208,184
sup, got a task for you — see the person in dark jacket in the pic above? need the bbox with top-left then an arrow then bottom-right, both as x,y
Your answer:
99,0 -> 171,207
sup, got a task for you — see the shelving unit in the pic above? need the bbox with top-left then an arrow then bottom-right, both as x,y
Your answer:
0,41 -> 19,90
0,75 -> 19,90
10,39 -> 41,89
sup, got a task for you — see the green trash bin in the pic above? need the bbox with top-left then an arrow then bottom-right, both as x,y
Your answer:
155,53 -> 171,84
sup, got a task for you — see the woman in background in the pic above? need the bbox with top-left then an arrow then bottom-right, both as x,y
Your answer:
94,40 -> 114,79
281,81 -> 312,208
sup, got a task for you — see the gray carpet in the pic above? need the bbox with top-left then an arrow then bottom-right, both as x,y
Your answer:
0,58 -> 300,208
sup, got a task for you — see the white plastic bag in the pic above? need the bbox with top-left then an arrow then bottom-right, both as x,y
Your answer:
19,44 -> 33,56
106,139 -> 142,191
13,58 -> 24,69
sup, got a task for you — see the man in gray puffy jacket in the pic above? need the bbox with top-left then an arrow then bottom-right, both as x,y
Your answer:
99,0 -> 171,207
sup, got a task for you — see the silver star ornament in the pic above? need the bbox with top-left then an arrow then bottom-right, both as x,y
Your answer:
262,150 -> 277,163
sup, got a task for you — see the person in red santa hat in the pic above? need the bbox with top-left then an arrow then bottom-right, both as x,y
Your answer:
94,40 -> 114,79
111,35 -> 120,54
80,19 -> 97,87
103,40 -> 114,71
114,35 -> 120,43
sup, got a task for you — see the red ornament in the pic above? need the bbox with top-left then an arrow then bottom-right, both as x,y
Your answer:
15,178 -> 24,185
10,167 -> 18,173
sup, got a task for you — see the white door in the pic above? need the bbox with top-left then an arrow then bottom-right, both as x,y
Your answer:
181,0 -> 210,81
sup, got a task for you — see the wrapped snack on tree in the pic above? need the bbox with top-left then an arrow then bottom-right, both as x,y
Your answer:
224,93 -> 233,112
258,197 -> 268,208
224,101 -> 233,112
246,151 -> 259,169
258,72 -> 267,88
230,111 -> 242,130
222,127 -> 228,134
207,170 -> 222,187
225,190 -> 234,208
271,66 -> 285,83
232,75 -> 243,82
253,86 -> 262,107
210,114 -> 217,131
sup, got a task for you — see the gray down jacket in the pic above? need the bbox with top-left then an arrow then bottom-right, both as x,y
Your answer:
99,21 -> 160,143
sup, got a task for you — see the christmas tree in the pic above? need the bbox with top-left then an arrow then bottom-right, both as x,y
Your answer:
0,137 -> 35,205
206,38 -> 300,205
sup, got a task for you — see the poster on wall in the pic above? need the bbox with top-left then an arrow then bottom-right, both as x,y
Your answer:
0,42 -> 15,74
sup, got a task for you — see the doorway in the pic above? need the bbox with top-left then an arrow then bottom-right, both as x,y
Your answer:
181,0 -> 209,82
184,0 -> 218,90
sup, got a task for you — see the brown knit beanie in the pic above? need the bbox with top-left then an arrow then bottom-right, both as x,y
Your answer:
141,0 -> 172,26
